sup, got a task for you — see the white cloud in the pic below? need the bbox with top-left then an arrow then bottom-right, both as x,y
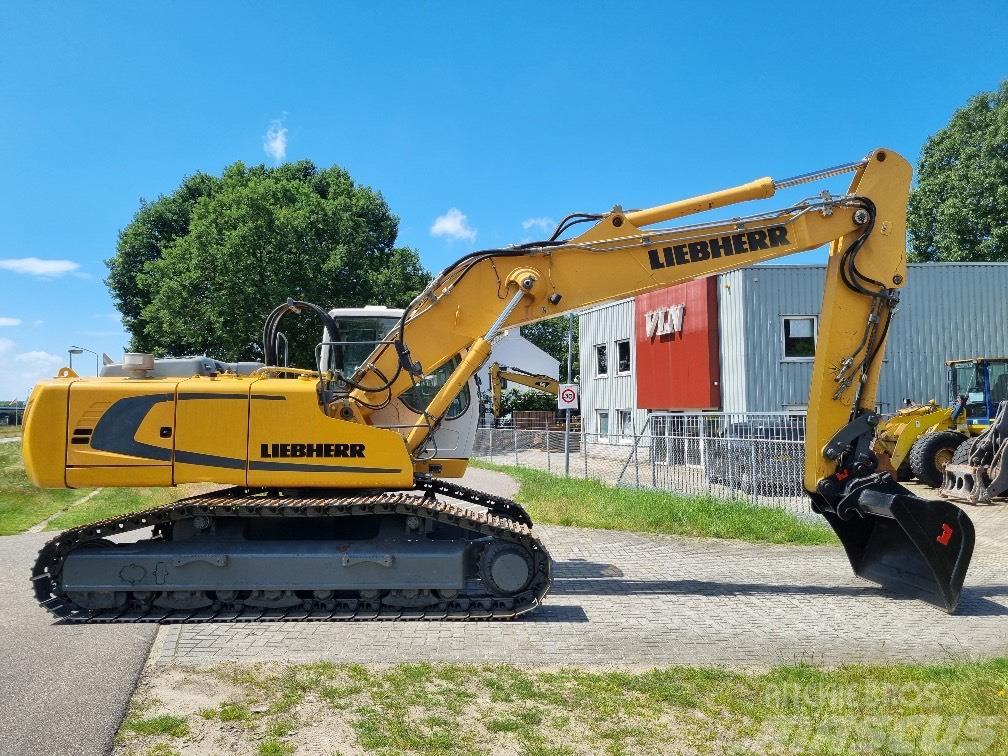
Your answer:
430,208 -> 477,242
0,347 -> 64,400
521,217 -> 555,232
263,118 -> 288,162
16,350 -> 63,367
0,317 -> 20,327
0,257 -> 81,277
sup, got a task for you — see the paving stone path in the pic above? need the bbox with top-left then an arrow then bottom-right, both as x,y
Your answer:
153,469 -> 1008,669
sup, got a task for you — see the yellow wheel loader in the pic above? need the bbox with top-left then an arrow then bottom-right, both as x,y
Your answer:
23,148 -> 976,620
873,357 -> 1008,486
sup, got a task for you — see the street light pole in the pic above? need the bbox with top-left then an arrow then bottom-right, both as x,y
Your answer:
69,345 -> 99,376
563,313 -> 573,478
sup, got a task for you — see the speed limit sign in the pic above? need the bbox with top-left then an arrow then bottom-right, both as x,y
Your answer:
557,383 -> 579,410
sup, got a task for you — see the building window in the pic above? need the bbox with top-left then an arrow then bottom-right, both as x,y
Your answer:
782,316 -> 817,361
617,409 -> 634,444
597,410 -> 609,440
616,339 -> 631,373
595,344 -> 608,376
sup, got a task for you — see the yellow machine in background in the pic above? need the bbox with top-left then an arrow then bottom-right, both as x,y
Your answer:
24,148 -> 976,621
872,357 -> 1008,486
872,400 -> 966,486
488,362 -> 559,418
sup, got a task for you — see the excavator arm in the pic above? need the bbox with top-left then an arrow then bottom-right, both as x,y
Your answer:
488,363 -> 559,417
349,148 -> 974,611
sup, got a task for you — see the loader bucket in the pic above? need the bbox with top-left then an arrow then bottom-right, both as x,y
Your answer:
819,483 -> 974,613
941,462 -> 999,505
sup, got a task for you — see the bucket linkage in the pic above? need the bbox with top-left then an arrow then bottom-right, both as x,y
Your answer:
812,411 -> 975,613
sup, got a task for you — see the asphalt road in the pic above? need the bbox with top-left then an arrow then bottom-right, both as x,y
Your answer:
0,533 -> 157,756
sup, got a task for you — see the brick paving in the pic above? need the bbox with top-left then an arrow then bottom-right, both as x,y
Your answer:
153,471 -> 1008,670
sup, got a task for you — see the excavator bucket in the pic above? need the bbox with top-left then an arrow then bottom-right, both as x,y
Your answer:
820,481 -> 975,613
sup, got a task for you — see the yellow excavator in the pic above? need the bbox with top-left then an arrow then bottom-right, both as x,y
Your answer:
24,148 -> 976,620
488,362 -> 559,418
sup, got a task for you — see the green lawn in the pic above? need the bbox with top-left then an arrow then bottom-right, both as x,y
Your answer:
117,660 -> 1008,756
473,461 -> 837,546
0,441 -> 190,535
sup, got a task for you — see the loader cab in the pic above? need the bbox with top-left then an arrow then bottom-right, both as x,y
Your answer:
946,358 -> 1008,425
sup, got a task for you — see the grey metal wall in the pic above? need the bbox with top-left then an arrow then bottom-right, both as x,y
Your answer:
718,263 -> 1008,413
577,299 -> 648,434
883,263 -> 1008,410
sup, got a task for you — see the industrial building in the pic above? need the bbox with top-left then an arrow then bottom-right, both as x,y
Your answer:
578,263 -> 1008,439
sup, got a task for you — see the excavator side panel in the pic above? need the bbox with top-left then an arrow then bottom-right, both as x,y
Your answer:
247,379 -> 414,489
174,375 -> 254,486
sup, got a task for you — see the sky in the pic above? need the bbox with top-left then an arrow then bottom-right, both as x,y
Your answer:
1,2 -> 1006,399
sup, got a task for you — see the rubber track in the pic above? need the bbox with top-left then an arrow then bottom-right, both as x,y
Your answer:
31,487 -> 551,623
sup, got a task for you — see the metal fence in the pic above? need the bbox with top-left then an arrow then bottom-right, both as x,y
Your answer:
0,404 -> 25,426
472,412 -> 812,516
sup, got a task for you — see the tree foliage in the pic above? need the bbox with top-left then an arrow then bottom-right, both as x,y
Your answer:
908,81 -> 1008,262
498,387 -> 557,415
520,315 -> 579,382
107,160 -> 430,365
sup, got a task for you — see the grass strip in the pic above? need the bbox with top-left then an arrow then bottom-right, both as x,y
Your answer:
118,660 -> 1008,755
0,440 -> 198,535
472,460 -> 836,545
0,441 -> 82,535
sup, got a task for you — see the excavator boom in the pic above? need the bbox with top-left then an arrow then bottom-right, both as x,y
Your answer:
489,363 -> 560,417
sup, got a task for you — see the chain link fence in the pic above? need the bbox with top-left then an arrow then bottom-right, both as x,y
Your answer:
473,412 -> 812,516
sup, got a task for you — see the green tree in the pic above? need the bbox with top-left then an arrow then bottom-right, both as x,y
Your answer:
106,160 -> 430,365
908,81 -> 1008,262
520,315 -> 579,381
499,387 -> 557,415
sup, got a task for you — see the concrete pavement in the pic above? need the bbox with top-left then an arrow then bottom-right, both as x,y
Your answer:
0,533 -> 157,756
154,468 -> 1008,669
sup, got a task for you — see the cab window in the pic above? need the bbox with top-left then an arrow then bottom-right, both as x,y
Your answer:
400,356 -> 471,420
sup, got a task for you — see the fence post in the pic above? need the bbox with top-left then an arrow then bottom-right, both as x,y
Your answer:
633,422 -> 641,489
547,431 -> 552,474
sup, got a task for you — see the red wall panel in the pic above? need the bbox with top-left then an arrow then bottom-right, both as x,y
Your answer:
635,278 -> 721,410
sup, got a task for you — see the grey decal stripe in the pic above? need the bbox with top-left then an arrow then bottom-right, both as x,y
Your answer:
176,394 -> 285,400
177,450 -> 400,474
90,394 -> 174,462
174,450 -> 247,469
249,461 -> 402,474
178,393 -> 247,400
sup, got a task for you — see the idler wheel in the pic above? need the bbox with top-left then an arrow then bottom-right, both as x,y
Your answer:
479,541 -> 534,596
